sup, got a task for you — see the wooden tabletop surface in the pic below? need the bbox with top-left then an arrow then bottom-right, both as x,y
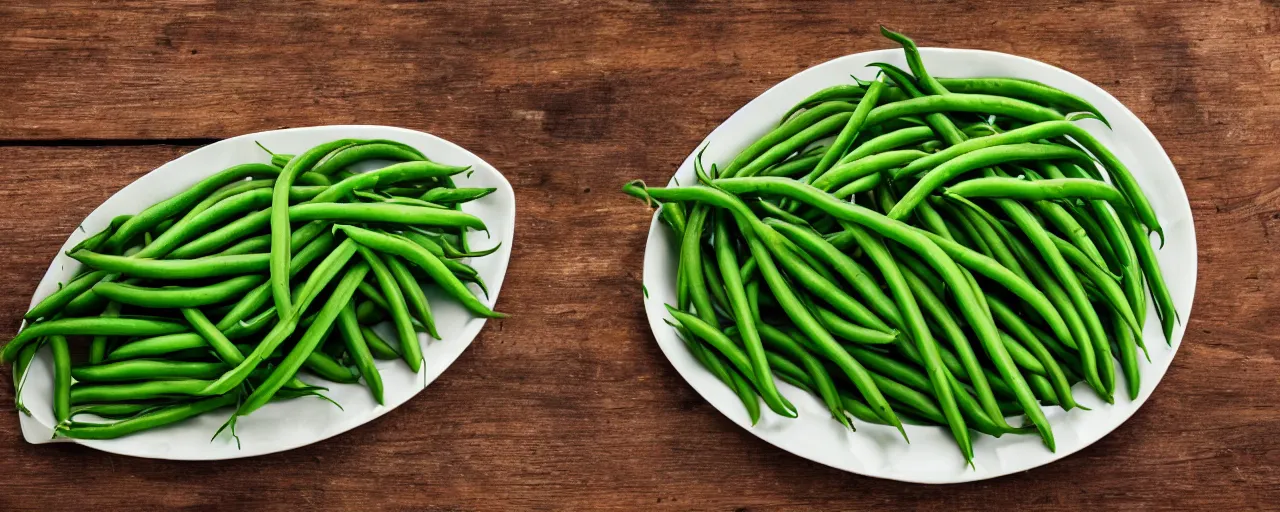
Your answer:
1,1 -> 1277,509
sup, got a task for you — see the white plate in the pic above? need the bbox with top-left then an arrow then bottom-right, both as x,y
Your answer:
16,125 -> 515,460
642,48 -> 1196,483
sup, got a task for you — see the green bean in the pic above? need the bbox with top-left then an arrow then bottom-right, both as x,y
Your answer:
235,262 -> 369,417
136,187 -> 279,259
176,180 -> 273,226
213,231 -> 336,331
1121,212 -> 1175,341
724,101 -> 858,177
71,251 -> 269,279
863,369 -> 948,428
1061,167 -> 1135,272
212,234 -> 271,257
385,254 -> 441,340
68,402 -> 167,420
753,199 -> 811,229
70,215 -> 131,255
422,187 -> 497,204
1112,310 -> 1141,400
807,301 -> 897,345
987,295 -> 1080,410
844,344 -> 1012,437
13,340 -> 42,414
106,333 -> 203,361
762,152 -> 823,178
356,247 -> 423,370
896,337 -> 1016,399
743,234 -> 905,436
338,302 -> 383,403
1031,199 -> 1114,277
767,220 -> 902,329
355,282 -> 427,331
867,94 -> 1062,135
840,126 -> 936,165
896,264 -> 1009,428
1049,233 -> 1143,338
71,378 -> 213,405
400,230 -> 448,258
700,252 -> 731,313
1027,373 -> 1060,405
675,304 -> 757,423
438,237 -> 501,259
839,394 -> 898,426
3,317 -> 186,363
880,27 -> 949,96
667,303 -> 770,384
735,112 -> 857,177
310,143 -> 425,175
725,363 -> 762,425
49,335 -> 72,423
831,173 -> 885,199
902,218 -> 1076,351
713,212 -> 796,417
310,161 -> 468,204
934,78 -> 1109,127
946,177 -> 1126,206
632,183 -> 910,433
86,301 -> 123,365
769,242 -> 892,335
72,360 -> 227,382
305,351 -> 358,383
269,139 -> 363,316
296,202 -> 486,228
199,239 -> 360,396
888,144 -> 1092,220
756,324 -> 849,428
1060,200 -> 1121,274
994,198 -> 1114,397
778,85 -> 865,125
803,75 -> 887,185
812,150 -> 929,195
180,308 -> 247,366
767,352 -> 817,394
894,120 -> 1162,240
710,177 -> 1053,449
56,393 -> 239,440
165,198 -> 320,259
24,270 -> 111,321
336,225 -> 503,318
93,275 -> 264,309
868,62 -> 969,146
359,326 -> 401,360
105,163 -> 283,253
357,190 -> 448,209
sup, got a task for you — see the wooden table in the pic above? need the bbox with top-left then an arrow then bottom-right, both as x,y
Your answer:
1,1 -> 1275,509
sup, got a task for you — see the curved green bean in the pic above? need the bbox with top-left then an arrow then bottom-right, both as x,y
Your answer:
336,225 -> 503,318
3,317 -> 186,363
93,275 -> 265,309
71,251 -> 269,279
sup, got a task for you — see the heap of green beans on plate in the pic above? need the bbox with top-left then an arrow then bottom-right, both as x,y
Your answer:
625,28 -> 1175,464
6,139 -> 504,441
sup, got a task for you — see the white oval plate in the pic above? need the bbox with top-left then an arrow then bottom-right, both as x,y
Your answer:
16,125 -> 514,460
642,48 -> 1196,483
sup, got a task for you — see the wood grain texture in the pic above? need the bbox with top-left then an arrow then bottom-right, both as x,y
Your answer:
1,0 -> 1278,510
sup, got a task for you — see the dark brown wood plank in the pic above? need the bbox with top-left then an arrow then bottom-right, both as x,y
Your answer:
1,0 -> 1278,510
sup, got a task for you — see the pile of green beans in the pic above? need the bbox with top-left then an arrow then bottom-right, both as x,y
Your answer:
625,27 -> 1174,465
6,139 -> 505,441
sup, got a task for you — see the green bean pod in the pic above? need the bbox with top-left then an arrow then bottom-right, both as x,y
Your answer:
72,360 -> 227,382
